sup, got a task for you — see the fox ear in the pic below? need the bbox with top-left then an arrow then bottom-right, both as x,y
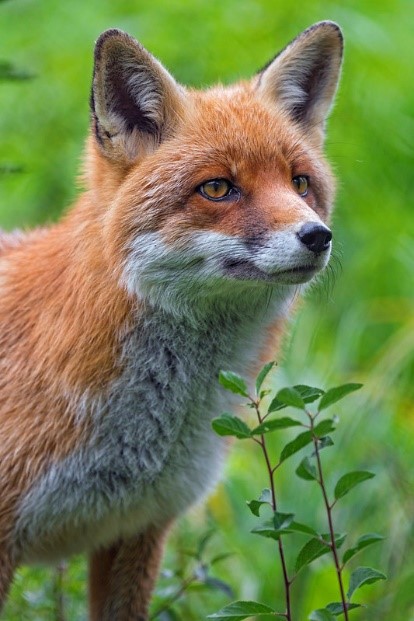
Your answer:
257,21 -> 343,140
90,29 -> 184,164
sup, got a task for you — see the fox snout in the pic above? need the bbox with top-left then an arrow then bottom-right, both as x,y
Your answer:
297,222 -> 332,254
219,222 -> 332,286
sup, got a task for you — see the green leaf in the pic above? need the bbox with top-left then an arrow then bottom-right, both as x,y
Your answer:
252,515 -> 318,540
342,533 -> 384,565
267,386 -> 307,413
318,383 -> 363,411
251,524 -> 285,540
211,552 -> 234,566
212,415 -> 252,439
280,431 -> 313,462
259,389 -> 272,399
267,395 -> 288,413
196,529 -> 215,559
219,371 -> 249,397
273,512 -> 295,530
335,534 -> 347,549
296,456 -> 318,481
204,577 -> 234,597
347,567 -> 386,601
295,534 -> 346,573
252,417 -> 303,435
251,513 -> 294,540
326,602 -> 363,616
317,436 -> 334,451
295,538 -> 331,573
246,489 -> 272,517
309,609 -> 336,621
275,387 -> 306,409
207,600 -> 277,620
313,419 -> 336,437
334,471 -> 375,501
250,519 -> 280,540
288,521 -> 319,536
255,362 -> 276,395
293,385 -> 325,403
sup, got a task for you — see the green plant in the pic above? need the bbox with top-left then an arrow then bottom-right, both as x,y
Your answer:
209,363 -> 386,620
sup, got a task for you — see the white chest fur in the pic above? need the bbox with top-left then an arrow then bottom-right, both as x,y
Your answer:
15,290 -> 294,563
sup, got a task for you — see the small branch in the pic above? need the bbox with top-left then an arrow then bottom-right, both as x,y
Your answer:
271,462 -> 282,475
261,409 -> 274,422
150,574 -> 196,619
309,413 -> 349,621
53,562 -> 67,621
252,398 -> 293,621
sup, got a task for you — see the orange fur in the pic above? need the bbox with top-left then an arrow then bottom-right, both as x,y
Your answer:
89,526 -> 169,621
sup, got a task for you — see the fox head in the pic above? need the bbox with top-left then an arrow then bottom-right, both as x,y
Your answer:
87,22 -> 343,315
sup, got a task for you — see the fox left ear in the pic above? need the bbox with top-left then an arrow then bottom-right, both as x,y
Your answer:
257,21 -> 343,141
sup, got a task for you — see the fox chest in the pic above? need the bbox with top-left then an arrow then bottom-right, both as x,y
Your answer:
15,316 -> 244,562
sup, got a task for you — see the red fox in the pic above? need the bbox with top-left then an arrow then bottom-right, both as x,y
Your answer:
0,21 -> 343,619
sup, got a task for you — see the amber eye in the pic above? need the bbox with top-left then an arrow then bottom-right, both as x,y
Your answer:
292,175 -> 309,197
198,179 -> 234,201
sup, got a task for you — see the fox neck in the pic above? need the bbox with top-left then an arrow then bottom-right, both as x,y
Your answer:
110,289 -> 296,438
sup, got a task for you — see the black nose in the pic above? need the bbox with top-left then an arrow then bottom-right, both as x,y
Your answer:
297,222 -> 332,253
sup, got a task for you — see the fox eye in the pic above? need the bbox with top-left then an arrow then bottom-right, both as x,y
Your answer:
292,175 -> 309,197
198,179 -> 235,201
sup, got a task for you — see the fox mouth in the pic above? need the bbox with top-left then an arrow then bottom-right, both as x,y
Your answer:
222,259 -> 319,284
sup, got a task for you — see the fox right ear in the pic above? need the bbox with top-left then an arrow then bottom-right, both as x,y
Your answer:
257,21 -> 343,143
90,29 -> 184,164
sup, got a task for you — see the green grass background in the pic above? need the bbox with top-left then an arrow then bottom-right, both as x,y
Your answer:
1,0 -> 413,619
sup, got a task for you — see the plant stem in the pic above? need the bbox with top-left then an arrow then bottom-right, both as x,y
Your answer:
310,416 -> 349,621
150,575 -> 196,619
253,399 -> 292,621
53,562 -> 67,621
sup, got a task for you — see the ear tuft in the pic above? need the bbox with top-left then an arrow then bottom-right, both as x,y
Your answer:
91,29 -> 183,163
257,21 -> 343,137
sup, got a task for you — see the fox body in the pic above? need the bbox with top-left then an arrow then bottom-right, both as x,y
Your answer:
0,22 -> 343,619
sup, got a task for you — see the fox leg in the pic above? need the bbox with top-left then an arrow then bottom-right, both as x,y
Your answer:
89,525 -> 169,621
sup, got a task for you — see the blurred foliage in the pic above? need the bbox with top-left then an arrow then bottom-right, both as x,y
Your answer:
1,0 -> 413,619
